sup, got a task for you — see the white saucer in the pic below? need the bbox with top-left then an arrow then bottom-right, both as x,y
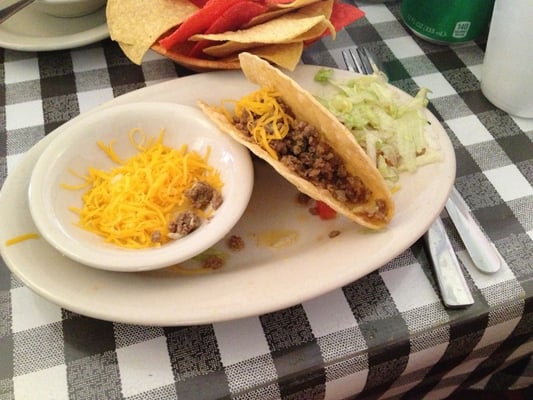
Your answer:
0,3 -> 108,51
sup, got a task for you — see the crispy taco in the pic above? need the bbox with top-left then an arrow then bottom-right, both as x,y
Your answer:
198,53 -> 394,229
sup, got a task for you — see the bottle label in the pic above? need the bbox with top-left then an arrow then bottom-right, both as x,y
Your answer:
452,21 -> 471,38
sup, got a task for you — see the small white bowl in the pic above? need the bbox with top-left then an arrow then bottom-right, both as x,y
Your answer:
34,0 -> 106,18
28,102 -> 254,272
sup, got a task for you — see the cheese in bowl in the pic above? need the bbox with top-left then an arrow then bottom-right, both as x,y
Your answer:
28,102 -> 253,272
64,129 -> 224,249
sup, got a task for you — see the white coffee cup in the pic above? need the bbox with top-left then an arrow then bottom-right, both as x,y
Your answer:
480,0 -> 533,118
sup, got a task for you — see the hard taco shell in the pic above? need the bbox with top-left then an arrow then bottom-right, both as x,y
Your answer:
198,52 -> 394,229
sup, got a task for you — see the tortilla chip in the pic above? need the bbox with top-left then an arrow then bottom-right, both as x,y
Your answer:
246,42 -> 303,70
244,0 -> 323,27
106,0 -> 198,64
202,18 -> 332,58
151,43 -> 240,72
198,53 -> 395,229
267,0 -> 322,8
191,14 -> 327,43
204,41 -> 263,58
110,0 -> 362,71
243,8 -> 293,28
117,42 -> 146,66
221,42 -> 303,71
192,0 -> 334,45
291,18 -> 335,41
293,0 -> 334,19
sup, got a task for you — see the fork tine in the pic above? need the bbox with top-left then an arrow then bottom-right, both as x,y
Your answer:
356,47 -> 374,75
341,50 -> 357,73
341,48 -> 369,75
350,49 -> 366,74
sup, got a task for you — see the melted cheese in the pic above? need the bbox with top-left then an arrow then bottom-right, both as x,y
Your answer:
63,129 -> 223,249
231,88 -> 294,160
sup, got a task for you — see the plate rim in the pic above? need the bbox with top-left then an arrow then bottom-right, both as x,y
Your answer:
0,66 -> 456,326
0,4 -> 108,51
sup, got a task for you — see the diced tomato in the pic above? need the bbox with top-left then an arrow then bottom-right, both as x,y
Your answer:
189,1 -> 268,57
159,0 -> 246,49
316,200 -> 337,220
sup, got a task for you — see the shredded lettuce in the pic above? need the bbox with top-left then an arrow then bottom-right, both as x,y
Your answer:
314,68 -> 441,187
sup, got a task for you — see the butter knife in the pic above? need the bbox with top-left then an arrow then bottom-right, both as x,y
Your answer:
424,217 -> 475,308
445,187 -> 502,274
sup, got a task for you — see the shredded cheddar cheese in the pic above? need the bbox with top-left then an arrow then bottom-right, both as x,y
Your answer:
5,233 -> 40,246
62,129 -> 223,249
224,88 -> 293,160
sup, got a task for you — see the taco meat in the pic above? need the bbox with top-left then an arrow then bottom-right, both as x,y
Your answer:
234,96 -> 372,208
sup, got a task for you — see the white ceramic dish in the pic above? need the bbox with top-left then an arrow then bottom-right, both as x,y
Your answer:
0,2 -> 108,51
28,102 -> 254,272
0,66 -> 455,326
34,0 -> 106,18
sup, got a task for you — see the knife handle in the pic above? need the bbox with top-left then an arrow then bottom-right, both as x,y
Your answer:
424,217 -> 474,308
446,187 -> 501,274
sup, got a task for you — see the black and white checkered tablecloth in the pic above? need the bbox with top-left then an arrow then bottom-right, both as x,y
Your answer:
1,2 -> 531,399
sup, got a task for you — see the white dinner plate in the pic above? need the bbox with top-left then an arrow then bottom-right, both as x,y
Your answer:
0,3 -> 108,51
0,66 -> 455,326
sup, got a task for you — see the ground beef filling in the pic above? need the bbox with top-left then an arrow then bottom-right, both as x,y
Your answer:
162,181 -> 223,241
234,104 -> 370,206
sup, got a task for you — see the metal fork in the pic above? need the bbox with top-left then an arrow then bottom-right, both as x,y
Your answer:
341,47 -> 482,308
